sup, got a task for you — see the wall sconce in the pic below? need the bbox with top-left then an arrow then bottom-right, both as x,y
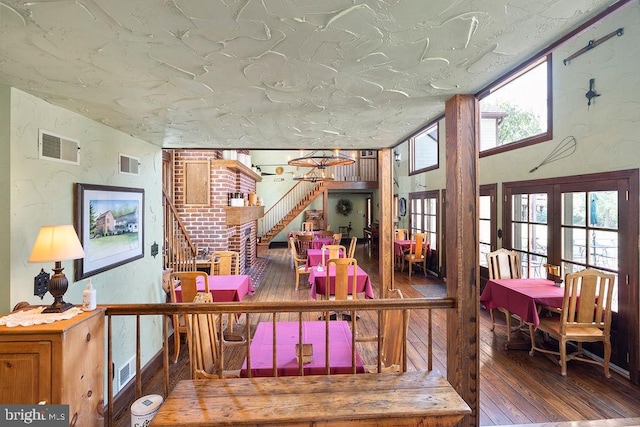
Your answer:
29,225 -> 85,313
394,151 -> 401,164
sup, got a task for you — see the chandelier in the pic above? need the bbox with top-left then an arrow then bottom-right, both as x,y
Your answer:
288,150 -> 355,169
293,168 -> 334,183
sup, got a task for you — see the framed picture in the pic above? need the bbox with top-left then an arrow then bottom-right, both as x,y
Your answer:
75,183 -> 144,280
359,150 -> 377,159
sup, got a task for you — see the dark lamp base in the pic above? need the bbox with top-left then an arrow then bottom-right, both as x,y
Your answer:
44,264 -> 73,313
43,301 -> 74,313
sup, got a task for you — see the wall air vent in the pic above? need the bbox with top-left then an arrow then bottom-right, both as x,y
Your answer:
38,129 -> 79,165
119,153 -> 140,175
118,355 -> 136,392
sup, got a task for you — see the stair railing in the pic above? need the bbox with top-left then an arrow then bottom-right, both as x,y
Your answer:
163,188 -> 197,272
260,180 -> 324,239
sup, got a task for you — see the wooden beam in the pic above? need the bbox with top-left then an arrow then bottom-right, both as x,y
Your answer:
445,94 -> 480,426
378,149 -> 393,298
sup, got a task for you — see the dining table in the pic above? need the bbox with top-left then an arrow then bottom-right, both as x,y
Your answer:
393,239 -> 411,266
240,320 -> 365,377
480,278 -> 564,329
393,239 -> 431,267
312,237 -> 334,249
308,264 -> 375,300
174,274 -> 255,303
305,248 -> 345,269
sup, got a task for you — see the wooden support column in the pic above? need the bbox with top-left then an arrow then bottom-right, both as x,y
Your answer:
322,190 -> 329,230
445,94 -> 480,426
378,148 -> 393,298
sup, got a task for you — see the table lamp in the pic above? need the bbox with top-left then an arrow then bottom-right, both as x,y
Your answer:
29,225 -> 85,313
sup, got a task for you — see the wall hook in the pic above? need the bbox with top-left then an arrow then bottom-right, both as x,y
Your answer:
585,78 -> 600,108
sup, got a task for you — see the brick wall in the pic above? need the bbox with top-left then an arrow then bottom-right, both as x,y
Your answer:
173,149 -> 257,273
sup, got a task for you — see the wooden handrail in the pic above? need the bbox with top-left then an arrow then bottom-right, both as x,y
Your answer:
104,297 -> 453,425
260,180 -> 325,238
163,188 -> 197,271
104,297 -> 453,316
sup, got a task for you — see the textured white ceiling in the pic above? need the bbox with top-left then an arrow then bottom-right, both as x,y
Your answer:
0,0 -> 614,149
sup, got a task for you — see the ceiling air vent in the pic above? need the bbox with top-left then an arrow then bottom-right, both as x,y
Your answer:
38,129 -> 79,165
119,153 -> 140,175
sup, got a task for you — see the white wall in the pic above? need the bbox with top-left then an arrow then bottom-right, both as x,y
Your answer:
404,5 -> 640,253
4,87 -> 165,394
0,86 -> 10,309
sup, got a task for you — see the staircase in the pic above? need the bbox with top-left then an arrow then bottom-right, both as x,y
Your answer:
163,188 -> 198,272
259,180 -> 327,245
162,180 -> 327,261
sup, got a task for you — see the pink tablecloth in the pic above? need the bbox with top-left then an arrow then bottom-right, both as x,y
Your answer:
175,274 -> 254,302
480,278 -> 564,328
306,248 -> 345,268
393,240 -> 412,257
394,240 -> 431,257
240,321 -> 365,377
308,265 -> 375,299
312,237 -> 334,249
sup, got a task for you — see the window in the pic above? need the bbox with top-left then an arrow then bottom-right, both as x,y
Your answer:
561,191 -> 619,309
409,121 -> 439,174
409,191 -> 438,252
479,185 -> 497,269
509,192 -> 549,278
478,55 -> 552,156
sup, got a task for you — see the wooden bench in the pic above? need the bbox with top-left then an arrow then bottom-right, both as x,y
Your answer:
150,370 -> 470,426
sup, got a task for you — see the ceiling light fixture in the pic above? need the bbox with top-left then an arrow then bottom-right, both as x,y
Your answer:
288,150 -> 355,169
293,168 -> 334,183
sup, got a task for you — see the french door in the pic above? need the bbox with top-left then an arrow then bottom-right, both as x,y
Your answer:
503,170 -> 638,380
409,190 -> 440,275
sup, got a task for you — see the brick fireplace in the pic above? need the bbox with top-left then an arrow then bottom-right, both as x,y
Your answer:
172,150 -> 258,274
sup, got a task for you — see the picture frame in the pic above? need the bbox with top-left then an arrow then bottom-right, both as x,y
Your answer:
359,150 -> 377,159
75,183 -> 144,280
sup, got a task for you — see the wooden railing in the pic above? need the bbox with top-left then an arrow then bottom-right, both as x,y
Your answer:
259,180 -> 325,240
104,297 -> 454,425
327,157 -> 378,182
162,188 -> 197,272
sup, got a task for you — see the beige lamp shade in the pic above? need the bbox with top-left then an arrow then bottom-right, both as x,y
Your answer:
29,225 -> 85,263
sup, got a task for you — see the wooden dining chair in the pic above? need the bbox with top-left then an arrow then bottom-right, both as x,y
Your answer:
185,292 -> 239,379
365,289 -> 409,373
325,257 -> 358,322
318,230 -> 334,237
394,228 -> 409,240
347,236 -> 358,259
169,271 -> 209,363
210,250 -> 239,275
302,221 -> 314,231
486,248 -> 522,342
332,233 -> 342,245
294,234 -> 314,259
529,268 -> 615,377
401,233 -> 427,277
289,237 -> 310,290
320,244 -> 346,266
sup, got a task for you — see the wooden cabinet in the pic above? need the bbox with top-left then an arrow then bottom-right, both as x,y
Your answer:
305,210 -> 324,230
0,309 -> 105,426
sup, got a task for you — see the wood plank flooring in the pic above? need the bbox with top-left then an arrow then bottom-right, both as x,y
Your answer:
113,243 -> 640,426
